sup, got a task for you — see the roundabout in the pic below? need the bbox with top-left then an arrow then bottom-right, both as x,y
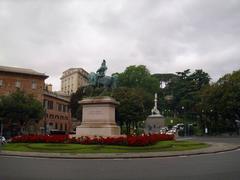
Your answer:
0,139 -> 238,159
0,138 -> 240,180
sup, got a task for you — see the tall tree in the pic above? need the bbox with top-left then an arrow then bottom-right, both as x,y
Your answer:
164,69 -> 210,120
112,87 -> 148,134
198,69 -> 240,134
117,65 -> 159,94
0,91 -> 44,135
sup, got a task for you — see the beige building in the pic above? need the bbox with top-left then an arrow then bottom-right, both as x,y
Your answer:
60,68 -> 89,95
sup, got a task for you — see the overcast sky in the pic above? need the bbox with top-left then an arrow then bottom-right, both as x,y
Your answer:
0,0 -> 240,91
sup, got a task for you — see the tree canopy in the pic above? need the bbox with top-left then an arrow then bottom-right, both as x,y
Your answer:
198,69 -> 240,134
117,65 -> 159,94
70,63 -> 240,135
0,91 -> 44,133
112,87 -> 147,134
160,69 -> 210,115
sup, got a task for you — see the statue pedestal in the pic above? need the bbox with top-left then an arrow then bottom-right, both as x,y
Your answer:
144,114 -> 165,134
76,96 -> 121,137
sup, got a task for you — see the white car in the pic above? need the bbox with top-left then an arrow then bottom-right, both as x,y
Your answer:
0,136 -> 7,144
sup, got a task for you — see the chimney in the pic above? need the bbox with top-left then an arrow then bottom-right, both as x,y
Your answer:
45,84 -> 53,92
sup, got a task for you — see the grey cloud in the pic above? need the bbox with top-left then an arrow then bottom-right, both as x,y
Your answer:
0,0 -> 239,90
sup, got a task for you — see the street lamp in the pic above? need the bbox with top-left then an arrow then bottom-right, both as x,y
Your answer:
44,108 -> 47,135
182,106 -> 186,136
202,110 -> 207,135
0,117 -> 3,152
235,120 -> 240,135
168,109 -> 171,117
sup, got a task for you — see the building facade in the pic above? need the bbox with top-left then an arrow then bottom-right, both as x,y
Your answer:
0,66 -> 48,101
60,68 -> 89,95
0,66 -> 72,137
41,91 -> 72,134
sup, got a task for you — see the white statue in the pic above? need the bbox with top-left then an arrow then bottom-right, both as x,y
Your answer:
151,93 -> 160,115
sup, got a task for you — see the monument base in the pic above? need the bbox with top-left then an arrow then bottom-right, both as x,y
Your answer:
76,125 -> 120,137
144,115 -> 165,134
76,96 -> 121,137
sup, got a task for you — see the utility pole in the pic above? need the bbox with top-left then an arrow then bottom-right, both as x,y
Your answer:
182,106 -> 186,136
0,118 -> 3,152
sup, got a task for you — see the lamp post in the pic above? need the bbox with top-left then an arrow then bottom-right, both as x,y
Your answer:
0,118 -> 3,152
0,99 -> 3,151
235,120 -> 240,135
182,106 -> 186,136
202,110 -> 206,134
44,108 -> 47,135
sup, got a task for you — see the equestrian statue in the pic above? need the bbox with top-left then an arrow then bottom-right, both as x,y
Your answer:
88,60 -> 117,89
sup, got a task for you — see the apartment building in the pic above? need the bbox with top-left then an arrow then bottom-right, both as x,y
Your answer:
0,66 -> 72,137
41,91 -> 72,134
0,66 -> 48,101
60,68 -> 89,95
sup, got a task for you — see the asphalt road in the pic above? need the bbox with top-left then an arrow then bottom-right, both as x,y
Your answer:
1,137 -> 239,180
0,149 -> 240,180
193,136 -> 240,144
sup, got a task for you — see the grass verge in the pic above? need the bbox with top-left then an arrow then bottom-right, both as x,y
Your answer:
2,141 -> 208,154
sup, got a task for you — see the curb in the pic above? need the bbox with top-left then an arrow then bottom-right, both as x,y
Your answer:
0,142 -> 239,160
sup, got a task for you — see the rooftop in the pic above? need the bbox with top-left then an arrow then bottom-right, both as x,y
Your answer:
0,65 -> 48,78
61,67 -> 89,79
44,90 -> 70,102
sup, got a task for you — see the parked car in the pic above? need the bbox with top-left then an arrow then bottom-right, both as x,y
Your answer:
0,136 -> 7,144
168,128 -> 177,134
173,123 -> 184,130
160,127 -> 168,133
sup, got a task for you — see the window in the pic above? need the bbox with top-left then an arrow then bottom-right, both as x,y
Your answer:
63,105 -> 66,112
55,123 -> 58,129
15,80 -> 21,88
58,104 -> 62,111
0,80 -> 3,87
32,80 -> 37,89
47,101 -> 53,109
65,124 -> 67,131
43,100 -> 48,109
60,124 -> 63,130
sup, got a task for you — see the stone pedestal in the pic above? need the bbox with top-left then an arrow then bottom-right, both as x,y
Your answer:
76,96 -> 121,137
144,114 -> 165,134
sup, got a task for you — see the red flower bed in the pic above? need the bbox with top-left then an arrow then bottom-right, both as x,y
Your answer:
127,134 -> 174,146
11,134 -> 174,146
70,136 -> 128,145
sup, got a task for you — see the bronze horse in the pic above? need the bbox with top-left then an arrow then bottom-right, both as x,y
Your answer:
88,72 -> 117,89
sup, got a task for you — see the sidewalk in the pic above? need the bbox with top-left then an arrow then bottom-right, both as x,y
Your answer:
0,142 -> 239,159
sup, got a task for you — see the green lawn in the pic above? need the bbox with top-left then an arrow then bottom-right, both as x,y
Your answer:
2,141 -> 209,154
